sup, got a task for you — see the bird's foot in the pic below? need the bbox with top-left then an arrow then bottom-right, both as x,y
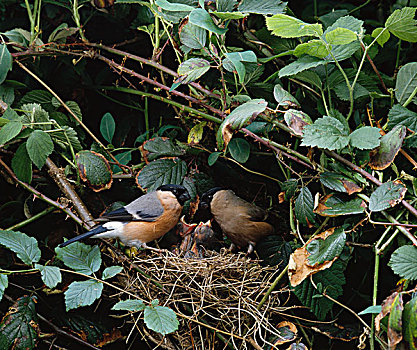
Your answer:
246,242 -> 255,256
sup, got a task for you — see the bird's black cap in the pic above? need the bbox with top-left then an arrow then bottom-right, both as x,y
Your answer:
200,187 -> 224,210
157,184 -> 191,205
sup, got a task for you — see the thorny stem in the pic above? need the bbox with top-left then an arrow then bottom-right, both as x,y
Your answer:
257,264 -> 289,310
6,207 -> 55,231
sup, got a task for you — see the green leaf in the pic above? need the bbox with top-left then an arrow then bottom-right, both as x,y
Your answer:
388,293 -> 403,348
372,27 -> 390,47
0,230 -> 41,265
142,137 -> 185,162
0,274 -> 8,302
208,152 -> 221,166
217,0 -> 237,12
320,172 -> 362,194
11,143 -> 32,183
281,178 -> 298,200
385,7 -> 417,42
349,126 -> 381,150
228,137 -> 250,163
100,112 -> 115,144
388,104 -> 417,131
189,8 -> 227,35
144,305 -> 179,335
35,264 -> 62,289
389,245 -> 417,280
52,125 -> 82,152
112,150 -> 132,173
403,295 -> 417,349
112,299 -> 145,311
294,40 -> 329,58
64,101 -> 82,122
307,228 -> 346,265
274,84 -> 300,107
0,44 -> 12,84
26,130 -> 54,169
284,109 -> 312,136
325,27 -> 357,45
359,305 -> 382,315
177,58 -> 210,84
293,260 -> 346,320
188,121 -> 206,144
0,120 -> 23,146
20,90 -> 53,109
0,296 -> 38,349
76,150 -> 113,192
55,242 -> 102,275
155,0 -> 194,11
301,116 -> 349,150
256,235 -> 293,267
48,23 -> 78,43
180,23 -> 206,50
223,51 -> 257,83
21,103 -> 51,131
279,55 -> 324,78
64,280 -> 103,311
238,0 -> 287,15
102,266 -> 123,280
369,125 -> 406,170
266,14 -> 323,38
136,158 -> 188,191
210,10 -> 247,20
295,187 -> 315,225
395,62 -> 417,105
369,181 -> 407,212
315,196 -> 365,216
293,70 -> 322,90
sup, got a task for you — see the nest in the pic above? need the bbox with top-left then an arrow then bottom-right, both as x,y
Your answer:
110,249 -> 297,350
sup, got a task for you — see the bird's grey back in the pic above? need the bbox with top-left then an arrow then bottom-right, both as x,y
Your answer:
125,191 -> 164,220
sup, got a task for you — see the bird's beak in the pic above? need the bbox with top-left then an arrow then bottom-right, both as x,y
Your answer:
179,192 -> 191,203
199,201 -> 209,210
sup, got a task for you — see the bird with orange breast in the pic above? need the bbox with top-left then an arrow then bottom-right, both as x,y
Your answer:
59,184 -> 190,250
200,187 -> 274,254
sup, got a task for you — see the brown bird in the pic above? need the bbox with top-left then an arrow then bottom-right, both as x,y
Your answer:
200,188 -> 274,254
59,184 -> 190,250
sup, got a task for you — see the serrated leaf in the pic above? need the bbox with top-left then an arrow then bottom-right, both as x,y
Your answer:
112,299 -> 145,311
385,7 -> 417,42
136,158 -> 187,191
315,195 -> 365,216
26,130 -> 54,169
388,104 -> 417,131
218,99 -> 267,149
102,266 -> 123,280
301,116 -> 349,150
266,14 -> 322,38
21,103 -> 51,131
100,112 -> 115,144
55,242 -> 102,275
238,0 -> 286,15
284,109 -> 312,136
395,62 -> 417,105
65,101 -> 82,122
177,58 -> 210,85
369,180 -> 407,212
0,120 -> 23,146
35,264 -> 62,289
0,274 -> 8,302
293,70 -> 322,90
349,126 -> 381,150
279,55 -> 324,78
369,125 -> 406,170
188,121 -> 206,144
76,150 -> 113,192
228,137 -> 250,163
372,27 -> 390,47
52,125 -> 82,152
65,280 -> 103,311
48,23 -> 78,43
208,152 -> 221,166
180,23 -> 206,50
189,8 -> 227,35
223,51 -> 257,83
0,44 -> 12,85
295,187 -> 315,225
112,150 -> 132,173
217,0 -> 237,12
0,296 -> 38,349
389,245 -> 417,280
306,227 -> 346,265
294,40 -> 329,59
281,178 -> 298,200
210,10 -> 247,20
292,260 -> 346,320
19,90 -> 53,109
0,230 -> 41,265
256,235 -> 293,267
155,0 -> 194,11
273,84 -> 300,108
11,142 -> 32,183
403,296 -> 417,349
325,27 -> 357,45
144,305 -> 179,335
320,172 -> 362,195
141,137 -> 185,162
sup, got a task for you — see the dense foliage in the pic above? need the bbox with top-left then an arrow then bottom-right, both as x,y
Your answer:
0,0 -> 417,349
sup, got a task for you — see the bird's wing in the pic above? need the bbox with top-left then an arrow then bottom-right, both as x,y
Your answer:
96,191 -> 164,222
245,204 -> 268,222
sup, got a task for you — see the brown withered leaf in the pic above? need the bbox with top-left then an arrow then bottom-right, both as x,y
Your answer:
270,321 -> 298,346
387,293 -> 403,348
284,109 -> 312,136
95,328 -> 123,347
369,125 -> 406,170
375,292 -> 400,332
76,150 -> 113,192
340,179 -> 362,195
288,228 -> 339,287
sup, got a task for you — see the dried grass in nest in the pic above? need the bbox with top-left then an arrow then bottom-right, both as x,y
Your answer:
110,248 -> 297,350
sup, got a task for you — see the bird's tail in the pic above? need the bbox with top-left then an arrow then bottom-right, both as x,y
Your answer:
59,225 -> 108,248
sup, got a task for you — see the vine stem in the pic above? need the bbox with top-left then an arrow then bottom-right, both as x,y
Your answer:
6,207 -> 55,231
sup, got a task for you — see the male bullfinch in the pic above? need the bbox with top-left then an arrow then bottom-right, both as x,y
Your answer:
200,188 -> 274,254
59,184 -> 191,249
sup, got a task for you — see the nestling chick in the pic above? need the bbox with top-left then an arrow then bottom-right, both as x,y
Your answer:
59,184 -> 190,250
200,188 -> 274,254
